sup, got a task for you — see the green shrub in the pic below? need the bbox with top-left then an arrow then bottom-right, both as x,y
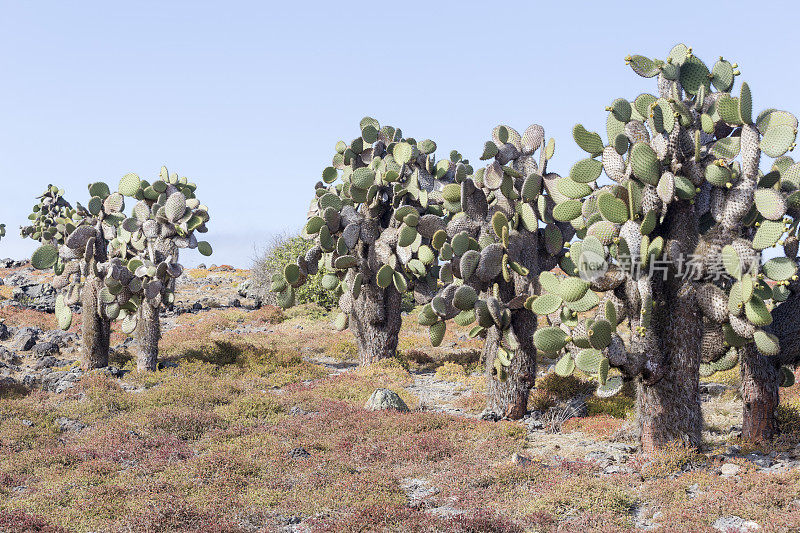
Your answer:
249,231 -> 338,309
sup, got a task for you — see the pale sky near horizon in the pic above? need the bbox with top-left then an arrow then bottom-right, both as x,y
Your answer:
1,1 -> 798,267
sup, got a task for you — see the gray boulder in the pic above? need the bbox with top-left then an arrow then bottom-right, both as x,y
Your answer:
13,283 -> 56,312
365,388 -> 409,412
9,327 -> 39,351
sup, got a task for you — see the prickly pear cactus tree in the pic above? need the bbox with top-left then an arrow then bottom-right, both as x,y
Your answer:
104,167 -> 212,371
418,123 -> 572,419
528,44 -> 799,449
28,182 -> 115,369
20,185 -> 74,244
279,117 -> 464,366
29,169 -> 212,372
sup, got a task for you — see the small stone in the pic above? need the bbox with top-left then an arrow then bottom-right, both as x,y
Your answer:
9,328 -> 38,351
21,419 -> 33,427
511,453 -> 532,466
55,417 -> 86,432
192,302 -> 202,311
713,516 -> 760,531
479,409 -> 501,421
364,388 -> 409,412
34,356 -> 58,370
652,511 -> 663,522
0,322 -> 9,340
720,463 -> 741,477
32,342 -> 59,358
288,447 -> 310,459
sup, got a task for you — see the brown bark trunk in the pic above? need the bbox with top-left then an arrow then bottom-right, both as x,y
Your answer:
637,202 -> 702,452
136,302 -> 160,371
741,344 -> 780,443
81,275 -> 110,369
349,282 -> 402,366
484,311 -> 537,420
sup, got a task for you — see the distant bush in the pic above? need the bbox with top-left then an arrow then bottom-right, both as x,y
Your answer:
249,231 -> 338,309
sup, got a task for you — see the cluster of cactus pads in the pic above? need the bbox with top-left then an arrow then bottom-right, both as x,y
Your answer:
285,45 -> 799,448
276,118 -> 467,364
26,168 -> 212,370
417,124 -> 571,418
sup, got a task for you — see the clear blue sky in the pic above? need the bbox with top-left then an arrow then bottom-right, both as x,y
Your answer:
1,1 -> 798,267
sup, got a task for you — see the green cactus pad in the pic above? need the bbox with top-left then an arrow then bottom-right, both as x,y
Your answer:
559,277 -> 589,303
375,264 -> 393,289
721,245 -> 742,279
418,304 -> 439,327
88,182 -> 111,199
761,123 -> 797,158
753,329 -> 780,357
54,293 -> 73,330
673,174 -> 696,200
398,224 -> 418,247
429,321 -> 446,347
752,220 -> 785,250
518,203 -> 538,232
521,173 -> 543,200
711,137 -> 741,160
553,200 -> 582,222
276,286 -> 296,309
587,220 -> 619,246
334,255 -> 357,270
745,297 -> 772,327
763,257 -> 796,281
393,142 -> 413,165
627,55 -> 659,77
320,273 -> 339,291
31,244 -> 59,270
197,241 -> 213,256
530,293 -> 563,315
283,264 -> 301,286
451,232 -> 471,257
631,142 -> 659,185
679,55 -> 710,96
118,173 -> 141,196
572,124 -> 604,155
712,348 -> 739,372
331,312 -> 349,331
453,285 -> 478,311
554,353 -> 576,377
557,177 -> 593,199
596,376 -> 623,398
533,327 -> 569,353
588,318 -> 612,349
163,192 -> 185,222
575,348 -> 602,373
460,250 -> 480,280
705,164 -> 732,187
393,271 -> 407,293
569,158 -> 603,184
491,212 -> 508,239
597,192 -> 629,224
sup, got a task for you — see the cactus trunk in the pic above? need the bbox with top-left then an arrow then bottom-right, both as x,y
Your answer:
136,301 -> 160,371
80,275 -> 110,369
637,202 -> 702,451
349,282 -> 402,366
483,311 -> 537,420
741,344 -> 780,443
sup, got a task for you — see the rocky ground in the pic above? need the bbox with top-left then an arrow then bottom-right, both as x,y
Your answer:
0,261 -> 799,532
